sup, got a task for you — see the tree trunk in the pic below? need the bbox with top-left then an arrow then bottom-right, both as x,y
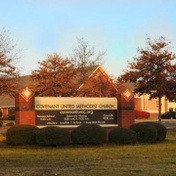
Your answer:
158,97 -> 162,123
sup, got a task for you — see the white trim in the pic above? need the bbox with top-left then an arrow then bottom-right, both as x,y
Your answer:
0,105 -> 15,108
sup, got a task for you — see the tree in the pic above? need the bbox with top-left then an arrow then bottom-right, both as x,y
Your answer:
31,54 -> 76,97
118,37 -> 176,122
72,37 -> 104,68
70,36 -> 118,97
71,37 -> 105,85
0,30 -> 18,96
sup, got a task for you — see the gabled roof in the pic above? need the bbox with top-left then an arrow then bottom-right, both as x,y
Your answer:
0,65 -> 116,108
0,95 -> 14,108
79,65 -> 118,91
0,75 -> 35,108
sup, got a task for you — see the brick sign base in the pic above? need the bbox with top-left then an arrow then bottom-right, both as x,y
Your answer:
15,86 -> 135,128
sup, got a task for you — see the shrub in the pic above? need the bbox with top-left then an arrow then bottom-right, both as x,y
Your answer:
0,134 -> 6,143
8,115 -> 15,120
71,124 -> 107,145
8,108 -> 15,120
139,122 -> 167,142
135,110 -> 150,119
36,126 -> 70,146
130,123 -> 157,143
6,125 -> 38,145
6,122 -> 14,127
109,127 -> 137,145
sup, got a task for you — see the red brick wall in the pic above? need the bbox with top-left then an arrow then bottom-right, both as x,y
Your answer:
2,108 -> 8,118
15,111 -> 35,125
15,87 -> 35,125
116,86 -> 135,128
118,110 -> 135,128
15,86 -> 135,128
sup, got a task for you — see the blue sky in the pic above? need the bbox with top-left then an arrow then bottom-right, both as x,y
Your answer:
0,0 -> 176,77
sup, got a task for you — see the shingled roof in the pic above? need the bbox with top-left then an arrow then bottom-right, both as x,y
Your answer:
0,65 -> 116,108
0,75 -> 34,108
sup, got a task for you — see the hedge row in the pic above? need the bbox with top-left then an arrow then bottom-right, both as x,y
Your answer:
109,127 -> 137,144
6,122 -> 167,146
6,125 -> 37,145
71,124 -> 107,145
130,122 -> 167,143
36,126 -> 70,146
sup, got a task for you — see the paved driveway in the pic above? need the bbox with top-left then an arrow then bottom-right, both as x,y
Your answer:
135,119 -> 176,129
160,119 -> 176,129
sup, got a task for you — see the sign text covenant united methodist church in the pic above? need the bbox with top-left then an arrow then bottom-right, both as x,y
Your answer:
35,97 -> 118,126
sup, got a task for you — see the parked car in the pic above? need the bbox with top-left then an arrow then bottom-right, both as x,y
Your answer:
161,112 -> 176,119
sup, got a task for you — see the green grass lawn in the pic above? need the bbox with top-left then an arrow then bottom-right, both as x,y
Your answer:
0,130 -> 176,176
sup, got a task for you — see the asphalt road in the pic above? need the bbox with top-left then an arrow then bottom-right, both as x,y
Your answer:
159,120 -> 176,129
135,119 -> 176,129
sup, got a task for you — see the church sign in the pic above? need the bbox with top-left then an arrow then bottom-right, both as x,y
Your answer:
35,97 -> 118,126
